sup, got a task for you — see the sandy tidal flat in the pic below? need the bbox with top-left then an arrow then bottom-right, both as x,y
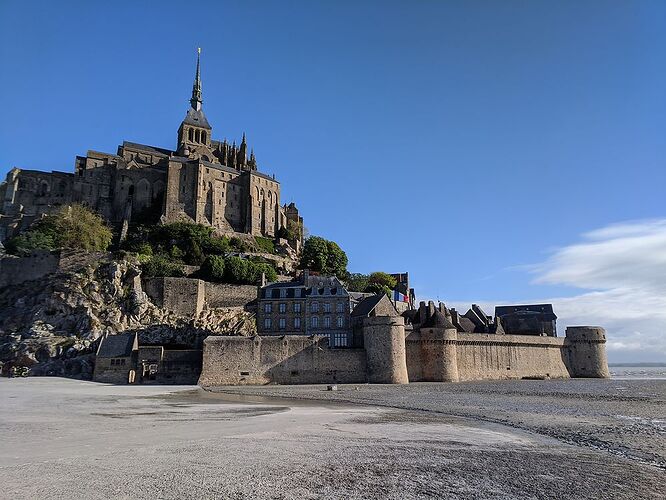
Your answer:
0,378 -> 664,499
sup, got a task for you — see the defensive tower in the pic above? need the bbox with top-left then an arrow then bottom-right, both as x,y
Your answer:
565,326 -> 610,378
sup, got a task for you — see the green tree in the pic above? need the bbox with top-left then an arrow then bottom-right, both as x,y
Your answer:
367,272 -> 397,290
5,204 -> 113,256
200,255 -> 226,282
299,236 -> 348,278
345,273 -> 370,292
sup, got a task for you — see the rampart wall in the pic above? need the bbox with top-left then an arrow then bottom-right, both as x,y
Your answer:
199,335 -> 367,386
199,323 -> 609,387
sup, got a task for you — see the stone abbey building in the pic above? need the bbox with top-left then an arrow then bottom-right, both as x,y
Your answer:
0,50 -> 302,244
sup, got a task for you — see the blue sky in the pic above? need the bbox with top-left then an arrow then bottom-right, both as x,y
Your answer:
1,1 -> 664,361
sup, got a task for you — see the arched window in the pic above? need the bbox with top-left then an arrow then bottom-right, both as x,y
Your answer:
195,129 -> 200,143
201,131 -> 207,143
188,128 -> 194,142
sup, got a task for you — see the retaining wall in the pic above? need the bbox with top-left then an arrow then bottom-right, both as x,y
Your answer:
204,282 -> 257,309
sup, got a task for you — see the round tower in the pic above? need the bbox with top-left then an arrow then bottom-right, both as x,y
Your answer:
363,316 -> 409,384
420,310 -> 459,382
565,326 -> 610,378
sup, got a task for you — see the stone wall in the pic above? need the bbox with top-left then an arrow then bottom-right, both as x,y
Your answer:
0,251 -> 60,287
199,335 -> 367,386
144,277 -> 205,317
199,320 -> 609,387
156,349 -> 202,384
455,333 -> 570,381
204,282 -> 257,309
93,357 -> 136,384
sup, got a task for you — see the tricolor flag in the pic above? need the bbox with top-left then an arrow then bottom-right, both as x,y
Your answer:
393,290 -> 409,303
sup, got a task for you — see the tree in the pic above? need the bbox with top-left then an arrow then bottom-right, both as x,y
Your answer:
345,273 -> 370,292
299,236 -> 348,278
200,255 -> 226,282
368,272 -> 397,290
5,204 -> 113,256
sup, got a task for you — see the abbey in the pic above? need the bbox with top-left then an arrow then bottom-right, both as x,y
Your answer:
0,50 -> 302,244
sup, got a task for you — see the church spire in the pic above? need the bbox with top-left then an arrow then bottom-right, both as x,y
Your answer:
190,48 -> 202,111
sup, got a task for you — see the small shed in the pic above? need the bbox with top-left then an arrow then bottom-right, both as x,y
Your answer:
93,333 -> 139,384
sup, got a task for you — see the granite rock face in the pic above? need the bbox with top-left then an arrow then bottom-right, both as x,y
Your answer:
0,255 -> 256,378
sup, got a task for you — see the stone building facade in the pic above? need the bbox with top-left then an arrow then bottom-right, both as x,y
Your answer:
257,270 -> 352,347
0,50 -> 303,246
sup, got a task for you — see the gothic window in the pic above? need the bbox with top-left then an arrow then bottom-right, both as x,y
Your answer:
201,131 -> 207,143
188,128 -> 194,142
195,129 -> 200,143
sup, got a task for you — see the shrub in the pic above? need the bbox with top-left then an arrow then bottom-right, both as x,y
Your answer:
200,255 -> 226,282
5,204 -> 113,256
222,256 -> 277,284
141,254 -> 185,278
205,236 -> 230,255
255,236 -> 275,254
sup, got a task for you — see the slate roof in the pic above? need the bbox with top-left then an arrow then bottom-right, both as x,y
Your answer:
456,317 -> 477,333
261,274 -> 349,298
182,108 -> 211,129
351,294 -> 384,318
122,141 -> 173,157
97,333 -> 137,358
251,170 -> 279,182
200,160 -> 242,176
495,304 -> 557,320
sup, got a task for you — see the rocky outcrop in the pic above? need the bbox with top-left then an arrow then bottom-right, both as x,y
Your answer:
0,254 -> 256,378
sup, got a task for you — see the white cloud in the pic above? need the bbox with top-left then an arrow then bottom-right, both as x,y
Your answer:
447,219 -> 666,362
532,219 -> 666,293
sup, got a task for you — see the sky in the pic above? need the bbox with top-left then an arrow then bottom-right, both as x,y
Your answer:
0,1 -> 664,362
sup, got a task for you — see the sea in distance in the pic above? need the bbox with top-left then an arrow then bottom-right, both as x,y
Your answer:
609,364 -> 666,380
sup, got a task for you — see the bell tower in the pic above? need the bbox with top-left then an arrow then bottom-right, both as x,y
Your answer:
178,48 -> 213,156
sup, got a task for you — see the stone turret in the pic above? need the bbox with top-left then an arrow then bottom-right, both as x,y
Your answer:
363,316 -> 409,384
565,326 -> 610,378
419,309 -> 459,382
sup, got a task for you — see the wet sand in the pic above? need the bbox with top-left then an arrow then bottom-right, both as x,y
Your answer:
1,378 -> 664,499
